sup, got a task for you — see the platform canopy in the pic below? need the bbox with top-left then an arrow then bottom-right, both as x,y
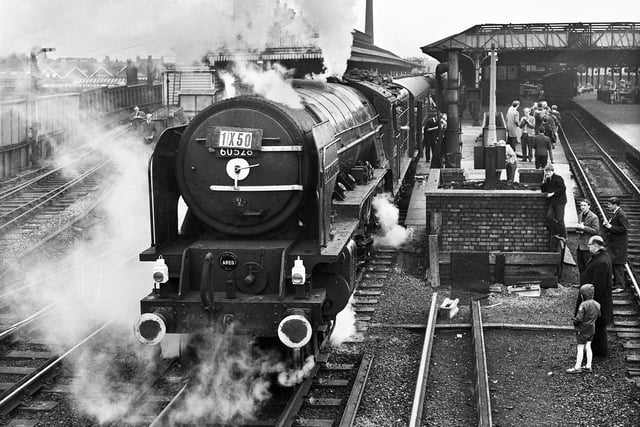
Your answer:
421,23 -> 640,67
208,30 -> 417,75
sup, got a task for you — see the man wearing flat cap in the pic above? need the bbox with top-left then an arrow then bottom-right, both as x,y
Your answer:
576,235 -> 613,356
603,197 -> 629,293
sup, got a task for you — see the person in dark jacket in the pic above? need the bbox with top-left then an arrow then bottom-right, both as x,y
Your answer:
603,197 -> 629,293
532,128 -> 553,169
421,96 -> 439,164
575,199 -> 600,276
566,283 -> 601,374
576,235 -> 613,357
541,163 -> 567,240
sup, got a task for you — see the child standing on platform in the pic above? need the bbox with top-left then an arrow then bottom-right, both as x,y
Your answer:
566,283 -> 601,374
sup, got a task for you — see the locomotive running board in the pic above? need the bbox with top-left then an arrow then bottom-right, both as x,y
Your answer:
322,169 -> 386,258
332,168 -> 386,219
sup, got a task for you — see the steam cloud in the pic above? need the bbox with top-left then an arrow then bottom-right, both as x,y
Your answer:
290,0 -> 359,77
0,1 -> 363,422
3,0 -> 360,78
330,296 -> 361,347
1,112 -> 161,423
1,116 -> 318,424
372,193 -> 407,248
278,355 -> 316,387
167,329 -> 316,424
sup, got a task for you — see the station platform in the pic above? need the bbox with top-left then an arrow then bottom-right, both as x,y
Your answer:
405,107 -> 578,232
573,93 -> 640,153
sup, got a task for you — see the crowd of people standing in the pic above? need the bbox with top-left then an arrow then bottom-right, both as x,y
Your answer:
566,195 -> 629,374
417,94 -> 630,377
504,99 -> 562,173
420,96 -> 447,168
130,106 -> 160,145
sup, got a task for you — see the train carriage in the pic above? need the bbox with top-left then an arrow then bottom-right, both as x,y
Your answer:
542,70 -> 578,106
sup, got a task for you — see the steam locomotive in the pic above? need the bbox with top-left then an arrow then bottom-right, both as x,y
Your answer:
133,75 -> 435,366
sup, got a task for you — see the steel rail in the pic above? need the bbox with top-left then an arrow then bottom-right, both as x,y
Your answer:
0,320 -> 113,414
0,301 -> 58,342
0,160 -> 110,232
471,299 -> 492,427
0,147 -> 97,202
148,381 -> 189,427
0,244 -> 138,301
339,353 -> 374,427
0,124 -> 128,202
409,292 -> 438,427
275,363 -> 322,427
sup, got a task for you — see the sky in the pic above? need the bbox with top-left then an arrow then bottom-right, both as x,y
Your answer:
1,0 -> 639,62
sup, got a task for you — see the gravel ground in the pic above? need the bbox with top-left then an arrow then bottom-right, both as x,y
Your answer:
2,175 -> 639,426
0,192 -> 102,275
353,234 -> 640,427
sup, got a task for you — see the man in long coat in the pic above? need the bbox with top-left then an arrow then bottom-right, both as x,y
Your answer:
505,100 -> 521,152
603,197 -> 629,293
576,235 -> 613,357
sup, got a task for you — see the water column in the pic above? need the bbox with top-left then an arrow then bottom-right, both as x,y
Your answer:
482,43 -> 500,189
444,48 -> 462,168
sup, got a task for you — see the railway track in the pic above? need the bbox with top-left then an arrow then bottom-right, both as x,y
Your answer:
0,318 -> 114,424
561,104 -> 640,385
0,149 -> 112,241
44,246 -> 390,426
0,126 -> 131,271
0,154 -> 414,424
408,296 -> 492,426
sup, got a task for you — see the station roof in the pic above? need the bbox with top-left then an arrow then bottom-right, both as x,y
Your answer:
421,22 -> 640,67
208,30 -> 417,72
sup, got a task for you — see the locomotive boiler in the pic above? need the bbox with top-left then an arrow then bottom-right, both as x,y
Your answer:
133,76 -> 433,364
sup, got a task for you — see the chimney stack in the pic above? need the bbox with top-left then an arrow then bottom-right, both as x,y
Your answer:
365,0 -> 374,44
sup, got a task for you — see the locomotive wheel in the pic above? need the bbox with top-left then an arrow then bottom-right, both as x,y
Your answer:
178,334 -> 199,368
313,272 -> 351,317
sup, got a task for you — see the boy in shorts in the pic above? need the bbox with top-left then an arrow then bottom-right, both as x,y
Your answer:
566,283 -> 601,374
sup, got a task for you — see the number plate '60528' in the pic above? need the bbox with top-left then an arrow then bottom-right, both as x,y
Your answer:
207,126 -> 263,157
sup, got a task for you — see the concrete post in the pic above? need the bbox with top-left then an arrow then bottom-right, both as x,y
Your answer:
486,44 -> 498,146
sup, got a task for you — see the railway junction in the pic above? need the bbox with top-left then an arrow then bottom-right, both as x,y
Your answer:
1,4 -> 640,427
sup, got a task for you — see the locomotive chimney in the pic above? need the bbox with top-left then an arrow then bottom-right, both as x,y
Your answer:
365,0 -> 374,44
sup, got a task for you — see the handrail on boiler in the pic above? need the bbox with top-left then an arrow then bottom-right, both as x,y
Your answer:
337,125 -> 382,155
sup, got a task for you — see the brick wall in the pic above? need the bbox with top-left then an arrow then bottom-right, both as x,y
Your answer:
425,170 -> 551,252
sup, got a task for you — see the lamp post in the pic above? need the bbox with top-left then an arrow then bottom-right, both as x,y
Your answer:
27,47 -> 55,167
29,47 -> 55,92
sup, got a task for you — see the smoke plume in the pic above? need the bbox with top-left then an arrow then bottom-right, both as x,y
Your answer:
290,0 -> 359,76
278,355 -> 316,387
228,60 -> 303,109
